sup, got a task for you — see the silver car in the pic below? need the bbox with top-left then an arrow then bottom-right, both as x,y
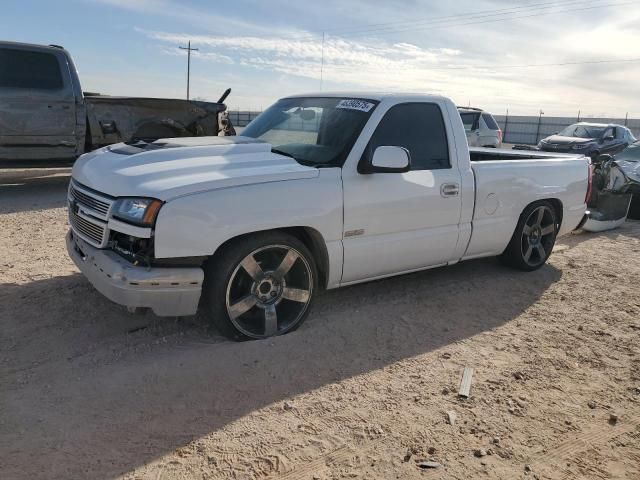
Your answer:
458,107 -> 503,148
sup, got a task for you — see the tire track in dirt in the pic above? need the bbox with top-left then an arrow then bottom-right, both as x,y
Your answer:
530,411 -> 640,478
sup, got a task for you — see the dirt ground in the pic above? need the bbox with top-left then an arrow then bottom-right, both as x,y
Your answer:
1,167 -> 639,480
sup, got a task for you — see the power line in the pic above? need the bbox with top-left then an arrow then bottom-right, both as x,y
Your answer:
319,57 -> 640,72
320,0 -> 607,37
336,0 -> 637,38
182,0 -> 628,42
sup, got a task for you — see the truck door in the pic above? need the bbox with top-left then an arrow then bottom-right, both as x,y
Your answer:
0,46 -> 77,160
341,102 -> 463,284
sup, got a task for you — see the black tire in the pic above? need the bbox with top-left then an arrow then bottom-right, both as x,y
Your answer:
203,231 -> 317,341
500,201 -> 558,271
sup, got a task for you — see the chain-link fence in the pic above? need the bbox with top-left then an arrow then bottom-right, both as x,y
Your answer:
228,110 -> 640,146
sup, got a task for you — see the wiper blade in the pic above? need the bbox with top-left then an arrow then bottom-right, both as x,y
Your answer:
269,147 -> 334,168
271,148 -> 297,160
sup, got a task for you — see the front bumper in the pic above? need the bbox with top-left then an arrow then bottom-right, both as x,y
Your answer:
66,230 -> 203,316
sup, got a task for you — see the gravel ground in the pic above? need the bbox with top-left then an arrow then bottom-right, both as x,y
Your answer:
1,167 -> 639,480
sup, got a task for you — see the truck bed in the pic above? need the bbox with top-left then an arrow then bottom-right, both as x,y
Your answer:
85,95 -> 227,148
463,148 -> 589,260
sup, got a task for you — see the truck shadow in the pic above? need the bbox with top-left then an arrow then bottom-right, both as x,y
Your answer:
1,258 -> 561,479
0,167 -> 70,214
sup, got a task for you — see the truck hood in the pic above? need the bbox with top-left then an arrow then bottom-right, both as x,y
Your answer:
72,136 -> 319,200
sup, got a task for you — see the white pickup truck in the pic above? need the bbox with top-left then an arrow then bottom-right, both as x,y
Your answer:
66,93 -> 590,340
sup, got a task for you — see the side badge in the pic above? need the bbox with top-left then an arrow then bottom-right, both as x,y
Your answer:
344,229 -> 365,238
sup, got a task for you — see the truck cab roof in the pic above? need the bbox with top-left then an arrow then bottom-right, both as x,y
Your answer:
0,40 -> 70,54
283,91 -> 449,102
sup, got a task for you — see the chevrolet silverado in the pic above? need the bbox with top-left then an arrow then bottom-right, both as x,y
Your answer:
66,93 -> 591,340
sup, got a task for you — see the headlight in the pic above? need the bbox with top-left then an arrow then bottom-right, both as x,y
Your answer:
112,197 -> 162,227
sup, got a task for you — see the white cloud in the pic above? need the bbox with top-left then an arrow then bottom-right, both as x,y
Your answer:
140,28 -> 466,89
90,0 -> 640,115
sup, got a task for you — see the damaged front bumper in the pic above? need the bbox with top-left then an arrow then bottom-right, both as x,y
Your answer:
66,230 -> 203,316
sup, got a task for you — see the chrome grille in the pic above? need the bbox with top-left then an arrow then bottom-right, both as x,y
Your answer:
68,180 -> 114,247
69,182 -> 111,216
69,209 -> 107,246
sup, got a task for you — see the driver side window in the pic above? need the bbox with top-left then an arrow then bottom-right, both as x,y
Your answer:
364,103 -> 451,170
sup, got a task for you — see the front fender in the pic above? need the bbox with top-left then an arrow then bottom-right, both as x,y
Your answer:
154,169 -> 345,286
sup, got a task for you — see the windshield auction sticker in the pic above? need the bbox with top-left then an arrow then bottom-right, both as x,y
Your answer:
336,99 -> 375,112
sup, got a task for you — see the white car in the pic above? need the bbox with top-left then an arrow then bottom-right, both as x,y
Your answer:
67,93 -> 590,340
458,106 -> 503,148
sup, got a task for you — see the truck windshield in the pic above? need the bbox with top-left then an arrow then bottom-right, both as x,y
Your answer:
242,97 -> 378,167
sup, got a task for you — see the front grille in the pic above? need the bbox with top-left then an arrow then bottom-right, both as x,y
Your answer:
69,182 -> 111,216
69,209 -> 107,246
68,180 -> 114,247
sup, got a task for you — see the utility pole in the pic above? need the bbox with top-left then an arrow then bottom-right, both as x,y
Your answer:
535,109 -> 544,144
503,109 -> 509,143
179,40 -> 198,100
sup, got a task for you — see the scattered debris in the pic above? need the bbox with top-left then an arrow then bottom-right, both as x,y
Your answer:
492,437 -> 501,445
441,352 -> 452,359
403,450 -> 413,462
609,413 -> 619,425
417,461 -> 441,469
588,401 -> 597,409
283,401 -> 294,411
474,449 -> 487,458
446,410 -> 458,425
513,371 -> 525,381
524,464 -> 532,472
442,387 -> 450,395
459,367 -> 474,398
427,447 -> 437,455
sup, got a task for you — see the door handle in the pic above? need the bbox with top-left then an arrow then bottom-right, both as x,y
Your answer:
440,183 -> 460,197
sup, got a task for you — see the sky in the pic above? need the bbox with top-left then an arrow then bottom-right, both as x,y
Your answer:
2,0 -> 640,116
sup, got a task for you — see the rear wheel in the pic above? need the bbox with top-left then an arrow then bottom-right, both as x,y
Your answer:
501,201 -> 558,271
203,232 -> 317,340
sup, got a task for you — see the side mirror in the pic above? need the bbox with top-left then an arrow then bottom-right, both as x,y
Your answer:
361,146 -> 411,173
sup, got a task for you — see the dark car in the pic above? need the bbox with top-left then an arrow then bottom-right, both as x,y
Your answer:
538,122 -> 635,159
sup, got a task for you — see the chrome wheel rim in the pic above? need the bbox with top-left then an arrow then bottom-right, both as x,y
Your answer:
521,206 -> 556,267
225,245 -> 313,339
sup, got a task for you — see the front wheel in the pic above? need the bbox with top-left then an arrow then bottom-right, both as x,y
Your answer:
203,232 -> 317,340
501,201 -> 558,271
